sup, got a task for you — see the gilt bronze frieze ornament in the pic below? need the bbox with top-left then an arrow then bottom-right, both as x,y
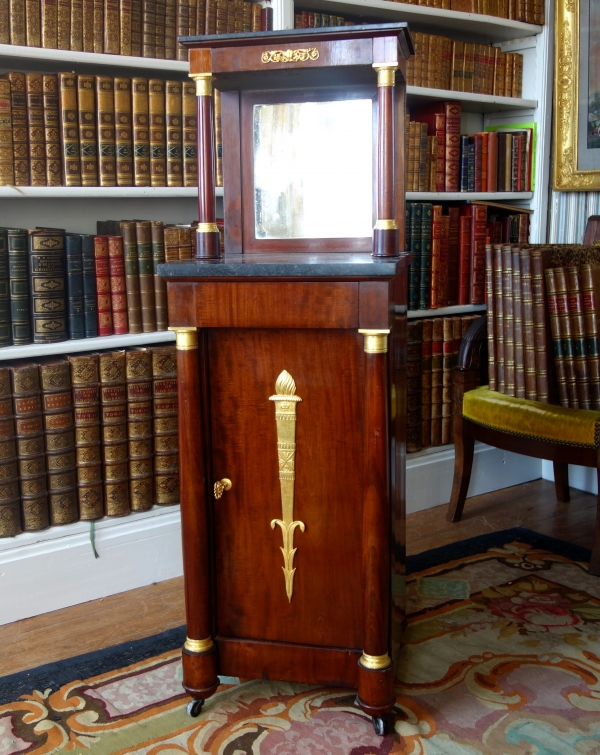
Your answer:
261,48 -> 319,64
269,370 -> 304,602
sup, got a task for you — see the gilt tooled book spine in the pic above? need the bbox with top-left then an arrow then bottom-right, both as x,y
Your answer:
11,364 -> 50,532
77,75 -> 98,186
580,263 -> 600,410
65,234 -> 85,339
0,0 -> 9,42
108,236 -> 129,335
82,0 -> 94,50
501,245 -> 515,396
142,0 -> 156,57
242,0 -> 251,31
197,0 -> 206,32
0,230 -> 11,346
151,221 -> 168,330
10,0 -> 26,45
154,0 -> 165,58
132,78 -> 150,186
182,81 -> 197,187
177,225 -> 192,259
492,244 -> 505,393
0,80 -> 14,188
25,0 -> 41,44
93,0 -> 103,50
80,234 -> 97,337
420,318 -> 432,448
408,203 -> 421,310
530,250 -> 549,402
71,0 -> 83,50
165,81 -> 183,187
430,205 -> 442,309
69,354 -> 103,520
520,248 -> 537,400
120,221 -> 142,333
58,73 -> 81,186
176,0 -> 189,59
0,368 -> 20,537
419,203 -> 432,311
441,317 -> 454,445
250,0 -> 260,32
152,345 -> 178,505
485,243 -> 496,391
163,225 -> 179,262
7,228 -> 31,345
215,0 -> 226,33
26,74 -> 47,187
445,102 -> 461,192
39,360 -> 78,526
430,318 -> 443,446
100,351 -> 130,516
545,267 -> 569,407
114,77 -> 133,186
126,349 -> 153,511
120,0 -> 132,55
56,0 -> 70,48
95,77 -> 116,187
94,235 -> 114,336
511,246 -> 525,398
135,221 -> 156,332
1,73 -> 29,186
189,0 -> 197,33
164,0 -> 176,58
553,266 -> 579,408
470,205 -> 487,305
28,229 -> 68,344
149,79 -> 166,187
406,319 -> 423,454
42,74 -> 61,186
102,0 -> 119,52
214,87 -> 223,188
131,0 -> 142,55
565,266 -> 591,409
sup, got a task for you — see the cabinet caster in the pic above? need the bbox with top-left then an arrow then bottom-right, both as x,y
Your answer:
187,699 -> 204,717
372,716 -> 386,736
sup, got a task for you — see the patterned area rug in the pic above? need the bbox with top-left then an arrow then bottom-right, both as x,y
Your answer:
2,528 -> 600,755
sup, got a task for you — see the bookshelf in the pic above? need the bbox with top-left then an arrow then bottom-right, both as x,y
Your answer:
406,303 -> 486,319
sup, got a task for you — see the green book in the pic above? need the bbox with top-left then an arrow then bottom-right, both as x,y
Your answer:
419,203 -> 433,311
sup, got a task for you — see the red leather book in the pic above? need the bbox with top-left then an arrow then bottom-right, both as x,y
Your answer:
473,133 -> 483,193
108,236 -> 129,335
438,215 -> 450,308
487,131 -> 498,192
409,109 -> 446,192
430,205 -> 443,309
447,206 -> 460,306
93,235 -> 114,336
469,204 -> 487,304
518,213 -> 529,242
458,208 -> 471,305
445,102 -> 461,192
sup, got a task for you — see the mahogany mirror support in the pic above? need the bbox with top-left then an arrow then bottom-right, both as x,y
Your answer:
170,326 -> 219,698
357,329 -> 395,716
191,74 -> 221,259
373,65 -> 399,258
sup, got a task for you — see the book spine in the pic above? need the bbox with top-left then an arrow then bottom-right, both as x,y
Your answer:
81,235 -> 98,338
458,214 -> 471,306
0,79 -> 14,187
493,244 -> 505,392
470,204 -> 487,304
120,0 -> 132,54
580,264 -> 600,410
511,246 -> 525,398
154,0 -> 165,57
96,76 -> 116,187
165,80 -> 183,187
0,368 -> 20,537
430,205 -> 442,309
445,102 -> 461,192
28,229 -> 68,344
438,215 -> 450,308
447,207 -> 460,306
466,143 -> 475,191
473,133 -> 483,192
4,73 -> 28,186
487,130 -> 498,192
70,354 -> 103,519
99,351 -> 130,517
56,0 -> 70,49
0,230 -> 11,347
530,250 -> 549,403
103,0 -> 119,52
70,0 -> 83,49
77,74 -> 98,186
11,364 -> 50,532
42,74 -> 61,186
149,79 -> 166,187
406,320 -> 423,453
430,317 -> 443,446
8,229 -> 31,345
58,72 -> 81,186
519,249 -> 537,400
136,221 -> 157,332
114,77 -> 133,187
214,87 -> 223,188
120,221 -> 143,333
565,265 -> 591,409
151,221 -> 168,330
420,318 -> 432,448
132,77 -> 150,187
459,135 -> 469,192
26,73 -> 47,186
126,350 -> 153,511
152,346 -> 179,505
82,0 -> 93,50
553,266 -> 579,408
131,0 -> 142,55
544,267 -> 569,407
94,236 -> 114,336
182,81 -> 197,187
25,0 -> 41,45
441,317 -> 453,445
408,203 -> 421,310
177,0 -> 189,59
142,0 -> 156,57
108,236 -> 129,335
485,243 -> 496,390
501,244 -> 515,396
65,234 -> 85,339
419,203 -> 432,311
164,0 -> 175,57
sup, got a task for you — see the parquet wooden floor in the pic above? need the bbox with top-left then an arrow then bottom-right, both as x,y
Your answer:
1,479 -> 597,677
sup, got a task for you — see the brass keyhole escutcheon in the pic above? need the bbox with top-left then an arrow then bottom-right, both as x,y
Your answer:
214,478 -> 232,499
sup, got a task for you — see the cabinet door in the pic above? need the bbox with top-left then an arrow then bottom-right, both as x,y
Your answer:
208,327 -> 364,649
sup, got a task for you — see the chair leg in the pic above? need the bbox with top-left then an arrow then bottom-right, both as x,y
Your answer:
591,465 -> 600,576
553,462 -> 570,503
446,430 -> 475,523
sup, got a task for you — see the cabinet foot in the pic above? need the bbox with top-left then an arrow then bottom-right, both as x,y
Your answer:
186,699 -> 205,717
372,716 -> 386,736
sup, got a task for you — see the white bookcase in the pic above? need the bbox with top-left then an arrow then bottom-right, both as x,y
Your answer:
0,3 -> 550,624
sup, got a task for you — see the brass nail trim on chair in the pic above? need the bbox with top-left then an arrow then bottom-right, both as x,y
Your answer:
184,636 -> 214,653
168,326 -> 198,351
359,329 -> 390,354
359,652 -> 392,670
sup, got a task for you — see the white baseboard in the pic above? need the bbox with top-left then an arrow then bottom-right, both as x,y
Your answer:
541,459 -> 598,495
406,442 -> 542,514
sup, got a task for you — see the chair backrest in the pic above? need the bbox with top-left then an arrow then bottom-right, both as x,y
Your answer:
583,216 -> 600,245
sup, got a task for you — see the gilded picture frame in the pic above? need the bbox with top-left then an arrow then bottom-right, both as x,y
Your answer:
553,0 -> 600,190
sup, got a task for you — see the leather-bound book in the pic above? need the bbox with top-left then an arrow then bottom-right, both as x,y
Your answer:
154,0 -> 165,58
486,130 -> 498,192
450,39 -> 464,91
407,202 -> 421,311
215,0 -> 226,33
142,0 -> 156,57
132,78 -> 150,187
214,88 -> 223,187
41,75 -> 61,186
406,319 -> 423,453
94,235 -> 114,336
57,0 -> 70,48
26,74 -> 47,186
197,0 -> 206,32
58,72 -> 81,186
1,73 -> 29,186
77,75 -> 98,186
0,80 -> 14,188
177,0 -> 189,59
0,0 -> 8,42
419,202 -> 432,311
165,81 -> 183,187
164,0 -> 176,58
126,349 -> 153,511
28,228 -> 68,344
511,245 -> 525,398
120,0 -> 132,54
420,318 -> 432,448
99,351 -> 130,516
430,205 -> 442,309
242,0 -> 251,31
457,207 -> 471,306
473,133 -> 483,192
417,122 -> 427,192
151,221 -> 168,330
182,81 -> 197,187
25,0 -> 41,45
189,0 -> 197,33
250,0 -> 260,31
81,234 -> 98,337
65,234 -> 85,339
446,206 -> 460,306
131,0 -> 142,55
530,250 -> 549,402
82,0 -> 94,50
520,248 -> 537,400
135,221 -> 156,332
152,345 -> 178,505
102,0 -> 119,52
114,78 -> 133,186
485,243 -> 496,390
554,266 -> 579,408
7,228 -> 31,345
445,102 -> 461,192
9,0 -> 26,45
565,266 -> 591,409
69,354 -> 103,520
92,0 -> 102,50
39,360 -> 78,526
149,79 -> 166,186
71,0 -> 83,49
545,267 -> 569,407
580,263 -> 600,410
441,317 -> 454,445
0,230 -> 11,347
492,244 -> 505,393
0,368 -> 20,538
96,76 -> 116,187
430,318 -> 443,446
120,221 -> 142,333
470,204 -> 487,304
163,225 -> 179,262
11,363 -> 50,532
438,215 -> 449,307
501,244 -> 515,396
108,236 -> 129,335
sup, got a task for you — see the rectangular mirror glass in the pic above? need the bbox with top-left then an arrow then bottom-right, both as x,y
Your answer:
253,99 -> 373,239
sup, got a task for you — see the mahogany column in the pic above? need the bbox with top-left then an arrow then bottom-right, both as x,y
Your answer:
169,326 -> 219,701
191,73 -> 221,259
372,65 -> 399,258
357,329 -> 395,716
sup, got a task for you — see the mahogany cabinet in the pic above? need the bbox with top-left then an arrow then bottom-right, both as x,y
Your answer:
160,24 -> 412,736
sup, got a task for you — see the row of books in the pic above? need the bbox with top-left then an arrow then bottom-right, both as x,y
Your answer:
0,347 -> 179,537
406,201 -> 530,311
293,10 -> 356,27
0,72 -> 198,188
400,0 -> 543,25
0,219 -> 201,347
0,0 -> 269,59
407,32 -> 523,98
407,314 -> 482,454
